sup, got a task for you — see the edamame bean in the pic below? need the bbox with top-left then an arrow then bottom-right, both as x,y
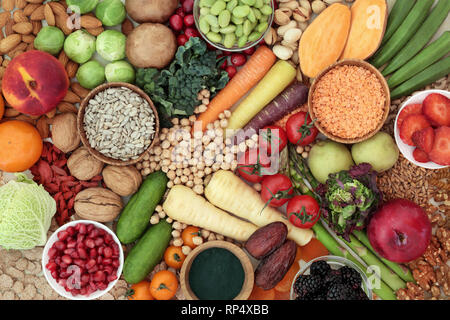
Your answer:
260,4 -> 272,15
210,1 -> 226,15
206,32 -> 222,43
227,0 -> 238,11
205,14 -> 219,28
218,10 -> 231,27
211,25 -> 220,33
220,25 -> 237,34
253,8 -> 262,20
233,5 -> 250,18
200,0 -> 216,8
256,22 -> 268,33
235,24 -> 243,37
238,35 -> 248,47
243,20 -> 253,36
223,33 -> 236,48
247,8 -> 256,23
231,15 -> 244,24
254,0 -> 263,9
200,7 -> 210,16
199,17 -> 210,34
242,0 -> 256,5
248,31 -> 262,42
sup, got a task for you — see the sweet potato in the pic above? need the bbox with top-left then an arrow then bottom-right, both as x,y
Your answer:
245,222 -> 288,260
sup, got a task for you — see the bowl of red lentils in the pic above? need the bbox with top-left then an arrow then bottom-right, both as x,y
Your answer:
308,59 -> 390,144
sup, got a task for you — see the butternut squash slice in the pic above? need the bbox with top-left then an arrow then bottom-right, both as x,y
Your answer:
299,3 -> 351,78
340,0 -> 388,60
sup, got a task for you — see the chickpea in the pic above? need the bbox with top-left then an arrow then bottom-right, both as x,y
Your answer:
158,211 -> 166,219
172,230 -> 181,238
182,246 -> 192,255
193,184 -> 204,195
173,238 -> 183,247
192,236 -> 203,246
155,205 -> 163,212
167,181 -> 174,188
167,170 -> 176,180
150,215 -> 160,224
166,217 -> 173,223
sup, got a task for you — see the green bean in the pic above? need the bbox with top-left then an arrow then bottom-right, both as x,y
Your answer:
218,10 -> 231,27
206,32 -> 222,43
223,33 -> 236,48
210,0 -> 227,15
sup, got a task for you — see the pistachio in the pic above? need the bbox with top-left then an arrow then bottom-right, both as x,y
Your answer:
279,0 -> 299,10
263,27 -> 277,45
299,0 -> 312,13
324,0 -> 343,4
276,20 -> 297,37
311,0 -> 327,14
274,8 -> 292,26
291,50 -> 299,65
281,40 -> 298,52
283,28 -> 302,44
272,44 -> 293,60
297,21 -> 309,31
293,7 -> 310,23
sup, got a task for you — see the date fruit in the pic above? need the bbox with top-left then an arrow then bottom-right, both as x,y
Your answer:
244,221 -> 288,259
255,240 -> 296,290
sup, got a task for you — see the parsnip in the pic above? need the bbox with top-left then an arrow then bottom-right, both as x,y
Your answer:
162,185 -> 258,242
205,170 -> 313,246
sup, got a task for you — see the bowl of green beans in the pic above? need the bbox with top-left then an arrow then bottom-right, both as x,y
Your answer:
194,0 -> 274,52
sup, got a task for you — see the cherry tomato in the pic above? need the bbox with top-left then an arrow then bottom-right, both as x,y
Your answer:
169,14 -> 183,32
286,195 -> 320,229
183,14 -> 195,27
177,34 -> 189,46
225,65 -> 237,78
184,27 -> 199,39
182,0 -> 194,13
286,111 -> 319,146
237,148 -> 272,183
259,125 -> 288,156
243,47 -> 256,55
260,174 -> 293,208
230,53 -> 247,67
175,7 -> 185,18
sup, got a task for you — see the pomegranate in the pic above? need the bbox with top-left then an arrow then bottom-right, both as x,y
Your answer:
367,199 -> 431,263
46,223 -> 121,297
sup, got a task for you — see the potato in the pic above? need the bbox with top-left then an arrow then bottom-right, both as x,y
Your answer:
126,23 -> 177,69
126,0 -> 178,23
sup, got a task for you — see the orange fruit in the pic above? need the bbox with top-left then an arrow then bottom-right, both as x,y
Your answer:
0,95 -> 4,120
0,120 -> 43,172
164,245 -> 186,270
150,270 -> 178,300
127,281 -> 154,300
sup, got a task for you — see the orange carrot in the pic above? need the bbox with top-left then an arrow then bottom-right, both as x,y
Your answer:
194,46 -> 276,132
300,238 -> 329,262
248,284 -> 276,300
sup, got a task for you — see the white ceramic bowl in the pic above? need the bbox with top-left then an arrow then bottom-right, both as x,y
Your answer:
394,89 -> 450,169
42,220 -> 124,300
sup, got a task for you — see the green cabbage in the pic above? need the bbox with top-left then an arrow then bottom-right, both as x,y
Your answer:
0,174 -> 56,250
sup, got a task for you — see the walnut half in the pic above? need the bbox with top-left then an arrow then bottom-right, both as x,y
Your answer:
74,187 -> 123,222
102,165 -> 142,197
67,146 -> 104,181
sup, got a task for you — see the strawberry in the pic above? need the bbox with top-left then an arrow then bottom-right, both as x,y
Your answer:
397,104 -> 422,130
399,114 -> 430,146
422,93 -> 450,126
413,148 -> 430,163
411,126 -> 435,153
428,126 -> 450,166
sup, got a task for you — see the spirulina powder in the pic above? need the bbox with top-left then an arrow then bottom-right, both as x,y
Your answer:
189,247 -> 245,300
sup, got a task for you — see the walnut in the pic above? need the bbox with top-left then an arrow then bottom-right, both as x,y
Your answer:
67,147 -> 104,181
396,283 -> 424,300
436,227 -> 450,253
423,237 -> 447,267
412,264 -> 436,291
74,187 -> 123,222
51,112 -> 80,153
102,165 -> 142,196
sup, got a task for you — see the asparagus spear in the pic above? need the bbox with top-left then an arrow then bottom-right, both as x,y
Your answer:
352,230 -> 415,283
312,221 -> 397,300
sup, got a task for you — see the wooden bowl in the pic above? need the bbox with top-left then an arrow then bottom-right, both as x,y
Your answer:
77,82 -> 159,166
308,59 -> 390,144
180,240 -> 254,300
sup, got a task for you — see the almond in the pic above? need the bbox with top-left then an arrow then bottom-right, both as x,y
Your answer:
30,5 -> 45,20
49,1 -> 67,17
14,114 -> 37,126
7,42 -> 27,56
36,116 -> 50,139
86,26 -> 104,37
44,4 -> 55,26
2,0 -> 15,12
0,12 -> 11,28
80,15 -> 102,29
0,34 -> 22,54
121,18 -> 134,36
15,0 -> 27,9
2,59 -> 10,68
58,50 -> 69,67
26,42 -> 34,51
70,82 -> 90,99
0,66 -> 6,79
55,13 -> 72,35
4,107 -> 20,118
21,34 -> 35,43
63,89 -> 81,104
12,22 -> 33,35
31,20 -> 42,35
65,61 -> 78,79
25,0 -> 44,3
57,102 -> 78,114
23,3 -> 40,16
11,49 -> 24,59
13,10 -> 28,23
4,20 -> 14,36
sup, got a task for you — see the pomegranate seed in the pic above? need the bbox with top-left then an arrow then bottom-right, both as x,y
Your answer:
230,53 -> 246,67
78,223 -> 87,235
104,234 -> 113,244
98,246 -> 104,256
66,226 -> 75,236
96,256 -> 103,265
73,259 -> 85,267
88,229 -> 99,239
112,259 -> 120,268
98,229 -> 106,236
70,251 -> 80,259
175,7 -> 185,17
74,223 -> 81,231
225,66 -> 237,79
66,240 -> 77,249
107,274 -> 118,282
177,34 -> 188,47
85,259 -> 96,269
54,241 -> 66,251
98,264 -> 104,271
81,274 -> 90,283
48,247 -> 58,258
94,237 -> 104,246
59,271 -> 70,279
97,282 -> 108,291
182,0 -> 194,13
55,256 -> 61,265
88,265 -> 99,274
104,265 -> 113,275
61,255 -> 72,265
169,14 -> 183,31
64,248 -> 75,255
85,239 -> 95,249
59,262 -> 68,269
58,279 -> 66,287
112,243 -> 120,254
71,288 -> 80,296
183,14 -> 194,27
80,287 -> 87,295
87,224 -> 94,233
89,248 -> 98,259
102,258 -> 112,265
77,234 -> 85,244
89,281 -> 96,290
78,248 -> 88,259
46,262 -> 57,272
93,271 -> 105,282
51,270 -> 59,279
57,230 -> 69,241
103,247 -> 113,258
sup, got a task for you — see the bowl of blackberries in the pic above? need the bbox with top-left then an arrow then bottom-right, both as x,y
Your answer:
290,255 -> 372,300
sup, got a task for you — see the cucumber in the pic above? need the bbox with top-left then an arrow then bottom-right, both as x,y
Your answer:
116,170 -> 168,244
381,0 -> 416,46
123,220 -> 172,284
371,0 -> 434,68
390,56 -> 450,100
382,0 -> 450,76
387,31 -> 450,89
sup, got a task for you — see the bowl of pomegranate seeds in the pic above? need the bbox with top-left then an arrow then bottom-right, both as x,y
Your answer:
42,220 -> 124,300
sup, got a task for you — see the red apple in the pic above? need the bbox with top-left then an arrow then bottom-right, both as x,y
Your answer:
367,199 -> 431,263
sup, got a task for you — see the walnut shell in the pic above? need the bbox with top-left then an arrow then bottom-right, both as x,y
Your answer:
67,146 -> 104,181
102,165 -> 142,196
51,112 -> 80,153
74,187 -> 123,222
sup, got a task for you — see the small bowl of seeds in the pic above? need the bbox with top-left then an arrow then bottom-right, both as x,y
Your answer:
77,82 -> 159,166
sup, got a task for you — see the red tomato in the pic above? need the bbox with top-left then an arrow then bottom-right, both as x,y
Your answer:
260,174 -> 293,208
259,125 -> 288,156
175,7 -> 185,18
183,14 -> 195,27
230,53 -> 247,67
286,195 -> 320,229
184,27 -> 199,39
169,14 -> 184,31
177,34 -> 189,46
237,148 -> 272,183
286,111 -> 319,146
225,65 -> 237,79
243,47 -> 256,55
182,0 -> 194,13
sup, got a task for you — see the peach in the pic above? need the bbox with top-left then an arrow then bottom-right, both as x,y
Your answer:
2,50 -> 69,116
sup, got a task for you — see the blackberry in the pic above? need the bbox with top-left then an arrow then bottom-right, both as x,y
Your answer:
326,283 -> 356,300
340,266 -> 362,289
310,260 -> 332,277
354,287 -> 370,300
323,269 -> 343,287
294,274 -> 324,298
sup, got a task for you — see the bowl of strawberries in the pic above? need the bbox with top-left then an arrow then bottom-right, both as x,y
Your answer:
394,89 -> 449,169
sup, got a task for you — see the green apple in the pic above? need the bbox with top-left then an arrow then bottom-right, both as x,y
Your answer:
351,132 -> 399,172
